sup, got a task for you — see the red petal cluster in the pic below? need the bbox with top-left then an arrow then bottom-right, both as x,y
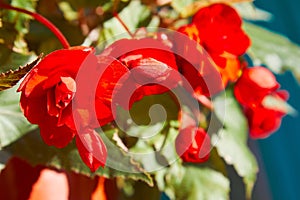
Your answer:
234,67 -> 289,138
177,3 -> 250,86
101,37 -> 180,109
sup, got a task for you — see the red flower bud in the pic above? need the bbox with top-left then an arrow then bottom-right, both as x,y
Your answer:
175,126 -> 210,163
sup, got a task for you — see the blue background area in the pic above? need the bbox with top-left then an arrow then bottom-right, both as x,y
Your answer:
252,0 -> 300,199
162,1 -> 300,199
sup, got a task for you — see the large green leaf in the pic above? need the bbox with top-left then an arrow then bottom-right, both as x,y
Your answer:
0,86 -> 36,149
244,22 -> 300,81
213,89 -> 258,198
157,164 -> 230,200
2,128 -> 153,186
171,0 -> 252,18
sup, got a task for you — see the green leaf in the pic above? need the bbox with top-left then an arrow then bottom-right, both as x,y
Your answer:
2,128 -> 153,186
213,88 -> 258,198
0,85 -> 36,149
0,51 -> 37,73
234,3 -> 272,21
158,164 -> 230,200
262,95 -> 296,116
129,125 -> 179,172
171,0 -> 195,17
93,0 -> 159,49
176,167 -> 230,200
0,55 -> 41,91
244,22 -> 300,81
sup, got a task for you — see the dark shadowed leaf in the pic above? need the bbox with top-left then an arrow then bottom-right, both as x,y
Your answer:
2,128 -> 153,186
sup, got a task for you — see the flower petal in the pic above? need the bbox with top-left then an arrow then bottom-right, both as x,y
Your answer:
76,129 -> 107,172
39,116 -> 75,148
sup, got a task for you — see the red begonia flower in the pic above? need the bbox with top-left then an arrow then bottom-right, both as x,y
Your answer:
18,46 -> 128,171
192,3 -> 249,56
175,126 -> 210,163
18,46 -> 94,147
234,66 -> 288,138
177,3 -> 250,85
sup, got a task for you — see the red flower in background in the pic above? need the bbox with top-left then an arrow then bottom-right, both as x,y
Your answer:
175,126 -> 211,163
178,3 -> 250,86
18,47 -> 128,171
234,67 -> 289,138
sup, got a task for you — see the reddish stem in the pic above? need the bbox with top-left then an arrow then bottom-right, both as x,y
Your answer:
0,3 -> 70,49
113,12 -> 134,38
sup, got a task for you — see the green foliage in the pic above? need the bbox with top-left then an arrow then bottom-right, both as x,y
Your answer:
94,0 -> 160,49
156,164 -> 230,200
0,86 -> 36,149
213,88 -> 258,198
244,22 -> 300,82
171,0 -> 253,18
2,128 -> 153,185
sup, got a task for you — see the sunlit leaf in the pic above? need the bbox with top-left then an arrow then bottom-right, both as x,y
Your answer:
234,3 -> 272,21
158,164 -> 230,200
0,85 -> 36,149
171,0 -> 252,18
244,23 -> 300,82
93,0 -> 159,49
213,88 -> 258,198
262,95 -> 296,116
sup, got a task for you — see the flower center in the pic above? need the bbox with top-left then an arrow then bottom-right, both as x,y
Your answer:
55,77 -> 76,109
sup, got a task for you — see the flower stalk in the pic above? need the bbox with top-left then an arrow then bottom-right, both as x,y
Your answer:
113,12 -> 134,38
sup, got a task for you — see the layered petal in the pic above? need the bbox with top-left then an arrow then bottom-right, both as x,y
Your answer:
38,116 -> 75,148
245,106 -> 285,139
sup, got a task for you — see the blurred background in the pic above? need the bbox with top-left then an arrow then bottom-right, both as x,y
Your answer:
250,0 -> 300,199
